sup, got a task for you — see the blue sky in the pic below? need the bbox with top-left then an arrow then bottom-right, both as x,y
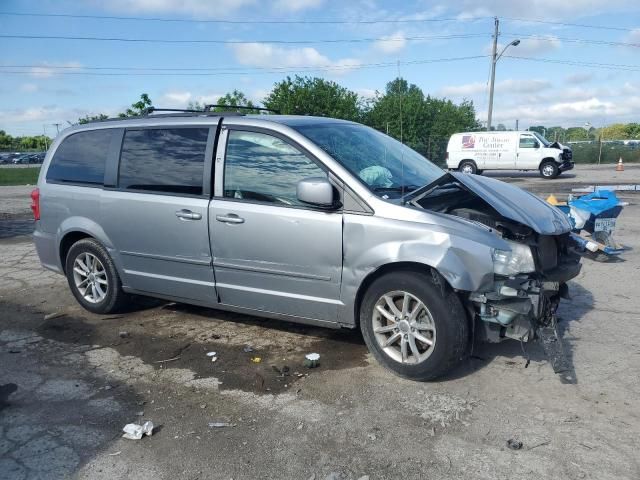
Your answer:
1,0 -> 639,137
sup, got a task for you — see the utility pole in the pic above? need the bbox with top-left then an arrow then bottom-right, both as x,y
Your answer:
42,125 -> 49,151
487,18 -> 520,131
515,119 -> 519,131
487,17 -> 499,131
51,123 -> 61,135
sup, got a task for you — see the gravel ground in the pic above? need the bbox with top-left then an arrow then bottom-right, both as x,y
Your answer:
1,165 -> 639,479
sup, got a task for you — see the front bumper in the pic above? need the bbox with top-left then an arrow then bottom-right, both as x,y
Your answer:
559,160 -> 574,171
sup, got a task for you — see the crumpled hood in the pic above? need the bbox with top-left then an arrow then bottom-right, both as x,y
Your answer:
451,172 -> 572,235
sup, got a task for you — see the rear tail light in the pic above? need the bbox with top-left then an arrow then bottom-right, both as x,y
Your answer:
30,188 -> 40,220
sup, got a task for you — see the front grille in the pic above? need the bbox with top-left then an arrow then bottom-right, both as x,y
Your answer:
562,149 -> 573,160
537,236 -> 558,271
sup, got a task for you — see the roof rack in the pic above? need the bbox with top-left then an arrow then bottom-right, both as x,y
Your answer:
203,104 -> 281,114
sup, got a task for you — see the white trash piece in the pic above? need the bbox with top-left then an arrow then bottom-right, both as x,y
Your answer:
122,421 -> 154,440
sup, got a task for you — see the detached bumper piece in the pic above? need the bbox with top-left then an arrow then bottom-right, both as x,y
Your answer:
559,160 -> 574,171
537,318 -> 574,383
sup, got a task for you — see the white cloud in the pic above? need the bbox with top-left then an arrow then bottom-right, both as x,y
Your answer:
29,61 -> 82,78
626,28 -> 640,45
355,88 -> 377,99
373,30 -> 407,54
486,36 -> 561,58
565,72 -> 594,84
440,78 -> 550,97
102,0 -> 256,18
273,0 -> 324,11
451,0 -> 637,19
19,83 -> 39,93
157,91 -> 225,108
230,43 -> 361,74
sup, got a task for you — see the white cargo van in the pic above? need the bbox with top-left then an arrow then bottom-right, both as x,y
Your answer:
446,131 -> 574,179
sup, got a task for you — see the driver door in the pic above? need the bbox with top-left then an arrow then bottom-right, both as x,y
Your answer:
209,127 -> 343,322
517,134 -> 541,169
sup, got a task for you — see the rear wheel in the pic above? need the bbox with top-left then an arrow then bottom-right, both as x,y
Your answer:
359,271 -> 469,381
65,238 -> 128,314
540,161 -> 559,179
458,160 -> 477,174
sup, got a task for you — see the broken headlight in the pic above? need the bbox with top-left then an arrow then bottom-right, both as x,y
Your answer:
492,240 -> 535,276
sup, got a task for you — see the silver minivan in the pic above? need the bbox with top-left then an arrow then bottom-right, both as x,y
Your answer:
32,110 -> 581,380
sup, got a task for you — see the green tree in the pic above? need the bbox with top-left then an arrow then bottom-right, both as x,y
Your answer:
565,127 -> 590,141
78,114 -> 109,124
601,123 -> 631,140
118,93 -> 153,118
188,90 -> 260,112
263,76 -> 361,120
365,77 -> 480,162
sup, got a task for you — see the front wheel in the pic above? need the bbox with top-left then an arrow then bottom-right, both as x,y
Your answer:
458,160 -> 477,174
540,161 -> 559,179
360,271 -> 469,381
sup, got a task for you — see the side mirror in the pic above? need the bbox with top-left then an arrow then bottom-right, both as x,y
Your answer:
534,141 -> 540,148
296,177 -> 337,208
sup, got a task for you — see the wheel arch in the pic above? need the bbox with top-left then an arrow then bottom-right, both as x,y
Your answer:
538,157 -> 558,168
353,261 -> 455,328
56,217 -> 117,274
458,159 -> 477,169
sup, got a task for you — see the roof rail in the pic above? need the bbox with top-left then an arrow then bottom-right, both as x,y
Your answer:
203,104 -> 281,114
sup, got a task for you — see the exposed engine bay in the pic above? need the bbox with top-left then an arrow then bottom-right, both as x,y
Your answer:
407,175 -> 582,377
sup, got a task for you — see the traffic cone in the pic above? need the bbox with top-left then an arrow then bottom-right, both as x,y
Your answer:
616,157 -> 624,172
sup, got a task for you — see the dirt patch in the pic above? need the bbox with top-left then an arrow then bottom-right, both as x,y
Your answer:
34,301 -> 368,395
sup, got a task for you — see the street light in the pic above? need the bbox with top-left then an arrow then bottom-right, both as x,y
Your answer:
487,18 -> 520,130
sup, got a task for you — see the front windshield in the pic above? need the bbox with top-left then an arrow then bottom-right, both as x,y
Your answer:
532,132 -> 551,147
292,122 -> 444,198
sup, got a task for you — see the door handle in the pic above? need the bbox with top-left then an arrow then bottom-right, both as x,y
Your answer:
175,209 -> 202,220
216,214 -> 245,224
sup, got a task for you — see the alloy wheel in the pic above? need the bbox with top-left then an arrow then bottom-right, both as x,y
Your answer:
72,252 -> 108,303
371,290 -> 437,364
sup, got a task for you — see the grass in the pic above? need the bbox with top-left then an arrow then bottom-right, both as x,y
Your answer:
0,167 -> 41,186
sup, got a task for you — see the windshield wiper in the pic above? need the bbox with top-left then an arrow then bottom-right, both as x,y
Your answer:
400,173 -> 453,205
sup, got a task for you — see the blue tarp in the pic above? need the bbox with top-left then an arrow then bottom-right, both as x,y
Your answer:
569,190 -> 621,216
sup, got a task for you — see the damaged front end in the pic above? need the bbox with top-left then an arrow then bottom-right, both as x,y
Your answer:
407,173 -> 582,377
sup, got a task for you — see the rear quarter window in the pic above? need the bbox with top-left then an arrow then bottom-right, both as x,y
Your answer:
46,129 -> 115,185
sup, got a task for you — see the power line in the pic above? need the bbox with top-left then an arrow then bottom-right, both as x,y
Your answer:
0,55 -> 490,77
0,11 -> 487,24
503,33 -> 640,48
0,33 -> 488,45
502,16 -> 637,32
504,55 -> 640,72
1,11 -> 635,31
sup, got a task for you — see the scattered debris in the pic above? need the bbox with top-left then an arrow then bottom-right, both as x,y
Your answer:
528,440 -> 551,451
44,312 -> 65,321
107,451 -> 122,456
206,351 -> 217,357
507,439 -> 523,450
122,421 -> 154,440
118,331 -> 130,338
367,433 -> 377,441
211,333 -> 221,339
135,411 -> 144,416
243,345 -> 254,353
304,353 -> 320,368
251,357 -> 262,364
153,356 -> 181,364
208,422 -> 236,428
200,404 -> 207,409
8,349 -> 21,354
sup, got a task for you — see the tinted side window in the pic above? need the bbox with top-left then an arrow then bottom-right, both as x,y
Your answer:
46,129 -> 115,185
119,128 -> 208,195
224,131 -> 326,206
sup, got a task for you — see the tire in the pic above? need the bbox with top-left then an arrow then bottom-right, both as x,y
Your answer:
65,238 -> 128,314
359,271 -> 469,381
539,161 -> 559,179
458,160 -> 477,174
